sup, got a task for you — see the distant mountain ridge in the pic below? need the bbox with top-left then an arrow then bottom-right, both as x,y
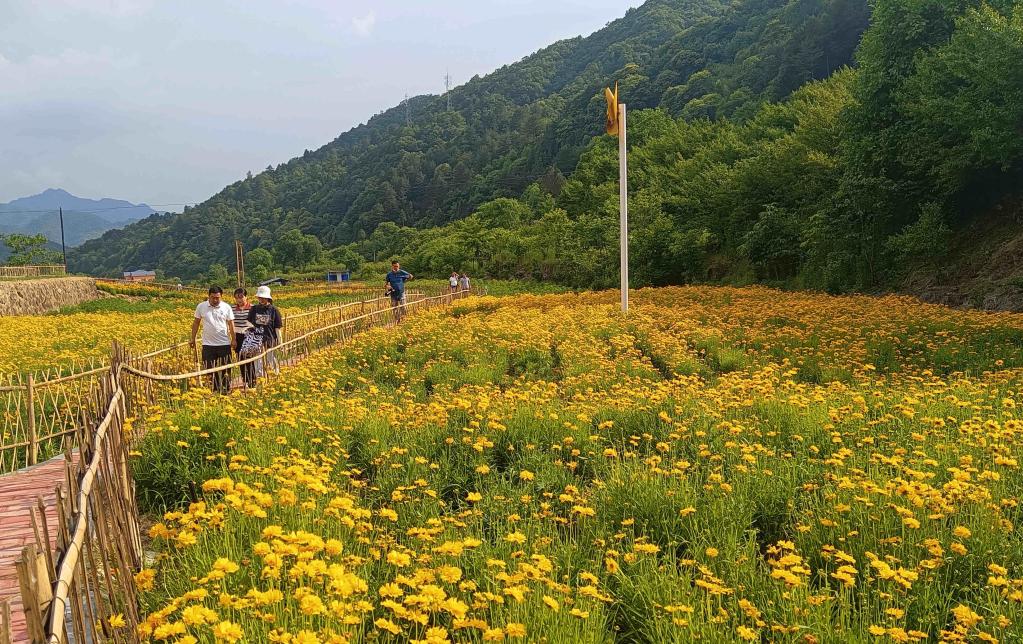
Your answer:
0,189 -> 155,247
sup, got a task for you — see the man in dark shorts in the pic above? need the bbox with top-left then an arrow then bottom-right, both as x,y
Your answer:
384,260 -> 413,322
190,286 -> 236,394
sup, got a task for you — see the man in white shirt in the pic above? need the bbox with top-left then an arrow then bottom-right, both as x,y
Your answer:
190,286 -> 236,394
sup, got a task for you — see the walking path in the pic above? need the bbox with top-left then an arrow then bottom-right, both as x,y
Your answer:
0,454 -> 75,644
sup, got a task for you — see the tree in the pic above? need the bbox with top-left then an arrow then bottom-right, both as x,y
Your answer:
206,263 -> 231,286
328,245 -> 365,273
1,234 -> 62,266
274,229 -> 322,270
245,248 -> 274,272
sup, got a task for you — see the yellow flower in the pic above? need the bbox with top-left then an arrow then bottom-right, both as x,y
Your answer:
542,595 -> 560,611
107,614 -> 126,629
466,492 -> 483,502
299,593 -> 325,616
386,550 -> 412,567
292,630 -> 322,644
375,618 -> 402,635
211,620 -> 244,642
519,470 -> 535,481
705,547 -> 719,558
505,623 -> 526,638
212,558 -> 239,575
953,526 -> 972,539
181,605 -> 216,626
737,626 -> 758,641
135,568 -> 156,591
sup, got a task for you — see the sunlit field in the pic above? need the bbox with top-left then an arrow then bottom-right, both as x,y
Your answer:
0,282 -> 382,375
132,286 -> 1023,643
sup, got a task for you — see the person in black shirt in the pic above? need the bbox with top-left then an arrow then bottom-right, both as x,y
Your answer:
246,285 -> 284,378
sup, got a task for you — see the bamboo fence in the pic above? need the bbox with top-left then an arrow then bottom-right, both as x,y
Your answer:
0,267 -> 66,280
11,285 -> 478,643
16,376 -> 141,644
117,289 -> 469,424
0,287 -> 456,473
94,278 -> 202,294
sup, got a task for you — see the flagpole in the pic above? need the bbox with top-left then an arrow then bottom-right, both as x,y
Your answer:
618,103 -> 629,314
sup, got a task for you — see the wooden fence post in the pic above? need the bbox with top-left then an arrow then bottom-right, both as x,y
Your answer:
16,544 -> 50,643
26,374 -> 38,466
0,598 -> 11,644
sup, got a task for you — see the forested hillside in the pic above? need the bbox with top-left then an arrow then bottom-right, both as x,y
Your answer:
371,0 -> 1023,295
71,0 -> 870,280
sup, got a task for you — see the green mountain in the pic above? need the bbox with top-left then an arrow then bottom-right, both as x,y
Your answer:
397,0 -> 1022,297
71,0 -> 870,280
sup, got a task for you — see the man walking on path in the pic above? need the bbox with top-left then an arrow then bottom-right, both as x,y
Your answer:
385,260 -> 413,322
190,286 -> 236,394
459,273 -> 470,293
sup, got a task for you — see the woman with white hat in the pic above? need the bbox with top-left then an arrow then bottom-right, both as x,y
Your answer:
243,285 -> 283,381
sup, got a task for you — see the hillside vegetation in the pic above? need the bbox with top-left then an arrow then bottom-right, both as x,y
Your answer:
70,0 -> 1023,298
71,0 -> 868,280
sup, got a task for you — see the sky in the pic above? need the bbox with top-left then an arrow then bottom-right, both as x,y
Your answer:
0,0 -> 644,208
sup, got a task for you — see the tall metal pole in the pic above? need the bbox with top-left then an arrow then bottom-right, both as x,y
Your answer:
618,103 -> 629,314
59,206 -> 67,267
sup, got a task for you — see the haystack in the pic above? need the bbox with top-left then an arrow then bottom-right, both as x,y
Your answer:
0,277 -> 100,315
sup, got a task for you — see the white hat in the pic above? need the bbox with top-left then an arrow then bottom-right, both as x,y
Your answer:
255,285 -> 272,299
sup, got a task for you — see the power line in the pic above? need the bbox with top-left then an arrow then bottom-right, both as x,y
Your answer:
0,203 -> 194,216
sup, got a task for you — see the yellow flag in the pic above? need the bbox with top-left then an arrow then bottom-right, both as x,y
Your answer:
604,82 -> 619,136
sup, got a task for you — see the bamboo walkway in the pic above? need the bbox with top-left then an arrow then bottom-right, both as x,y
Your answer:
0,454 -> 76,644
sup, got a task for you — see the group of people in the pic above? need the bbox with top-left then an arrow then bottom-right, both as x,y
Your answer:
383,261 -> 471,323
449,271 -> 470,292
190,262 -> 470,393
190,285 -> 282,393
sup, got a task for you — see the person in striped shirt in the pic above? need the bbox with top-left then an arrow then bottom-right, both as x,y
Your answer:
232,287 -> 256,388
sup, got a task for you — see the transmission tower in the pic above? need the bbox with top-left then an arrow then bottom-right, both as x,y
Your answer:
403,93 -> 410,125
444,70 -> 452,111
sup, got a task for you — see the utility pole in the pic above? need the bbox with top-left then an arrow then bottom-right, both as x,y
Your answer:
235,240 -> 245,288
618,104 -> 629,314
444,71 -> 452,111
58,206 -> 67,267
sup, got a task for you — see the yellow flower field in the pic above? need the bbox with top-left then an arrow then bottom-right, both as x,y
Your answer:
132,286 -> 1023,643
0,283 -> 379,376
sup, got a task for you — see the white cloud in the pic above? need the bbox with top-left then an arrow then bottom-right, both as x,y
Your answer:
351,11 -> 376,37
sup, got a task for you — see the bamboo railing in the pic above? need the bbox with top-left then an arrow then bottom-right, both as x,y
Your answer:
117,290 -> 468,425
0,288 -> 442,473
16,376 -> 141,644
0,266 -> 66,279
13,285 -> 477,643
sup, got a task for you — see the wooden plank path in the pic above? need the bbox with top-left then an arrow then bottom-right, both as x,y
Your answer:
0,454 -> 75,644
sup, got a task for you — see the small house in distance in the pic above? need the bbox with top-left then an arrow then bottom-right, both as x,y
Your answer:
326,270 -> 351,283
259,277 -> 289,287
123,269 -> 156,282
